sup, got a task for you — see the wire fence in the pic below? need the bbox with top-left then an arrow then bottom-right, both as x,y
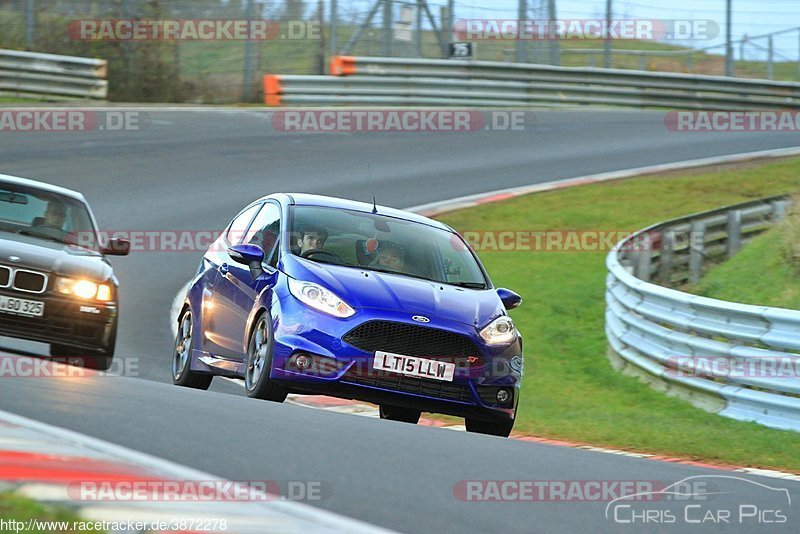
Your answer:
1,0 -> 800,103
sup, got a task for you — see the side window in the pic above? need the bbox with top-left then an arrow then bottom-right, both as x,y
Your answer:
225,204 -> 261,244
244,203 -> 281,267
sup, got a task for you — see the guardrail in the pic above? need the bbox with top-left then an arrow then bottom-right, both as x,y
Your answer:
0,49 -> 108,101
605,195 -> 800,432
264,56 -> 800,109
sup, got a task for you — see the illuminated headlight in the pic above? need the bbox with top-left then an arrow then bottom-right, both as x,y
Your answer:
479,316 -> 517,345
288,279 -> 355,318
55,278 -> 113,302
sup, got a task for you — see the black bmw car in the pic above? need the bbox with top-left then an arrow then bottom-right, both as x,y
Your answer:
0,174 -> 129,370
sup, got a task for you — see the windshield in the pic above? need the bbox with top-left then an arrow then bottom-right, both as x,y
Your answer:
289,205 -> 488,289
0,183 -> 98,249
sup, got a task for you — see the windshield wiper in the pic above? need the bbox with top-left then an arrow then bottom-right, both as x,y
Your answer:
449,281 -> 487,289
17,229 -> 66,245
366,267 -> 437,282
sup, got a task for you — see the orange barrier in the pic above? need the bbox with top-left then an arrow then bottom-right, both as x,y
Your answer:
263,74 -> 281,106
330,56 -> 356,76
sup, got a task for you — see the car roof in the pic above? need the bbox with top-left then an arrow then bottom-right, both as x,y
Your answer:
269,193 -> 453,232
0,173 -> 87,202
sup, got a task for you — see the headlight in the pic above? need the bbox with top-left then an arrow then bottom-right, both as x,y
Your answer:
288,279 -> 355,318
55,277 -> 113,302
479,316 -> 517,345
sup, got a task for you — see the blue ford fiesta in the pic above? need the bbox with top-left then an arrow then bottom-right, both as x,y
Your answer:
172,193 -> 523,437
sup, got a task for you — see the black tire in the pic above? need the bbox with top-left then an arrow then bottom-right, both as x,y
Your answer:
465,418 -> 514,437
244,312 -> 287,402
172,308 -> 212,390
379,405 -> 421,424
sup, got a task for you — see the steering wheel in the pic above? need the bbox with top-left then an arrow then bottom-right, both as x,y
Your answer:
301,248 -> 343,263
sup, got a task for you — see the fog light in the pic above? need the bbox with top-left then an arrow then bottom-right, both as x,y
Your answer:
295,354 -> 311,370
496,388 -> 512,404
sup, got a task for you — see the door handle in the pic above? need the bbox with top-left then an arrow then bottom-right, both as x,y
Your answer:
219,263 -> 229,275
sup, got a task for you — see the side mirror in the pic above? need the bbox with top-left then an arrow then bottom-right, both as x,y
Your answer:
496,288 -> 522,310
228,244 -> 265,279
102,238 -> 130,256
229,244 -> 264,265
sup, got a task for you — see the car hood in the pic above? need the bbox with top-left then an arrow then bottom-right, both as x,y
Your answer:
282,255 -> 504,328
0,232 -> 112,281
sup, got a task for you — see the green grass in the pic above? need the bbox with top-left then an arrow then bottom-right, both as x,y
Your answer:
435,157 -> 800,471
0,492 -> 103,532
691,207 -> 800,308
0,96 -> 44,103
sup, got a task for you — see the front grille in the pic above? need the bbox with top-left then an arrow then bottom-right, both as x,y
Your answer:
342,320 -> 481,362
0,315 -> 102,343
341,366 -> 474,403
0,265 -> 48,294
13,270 -> 47,293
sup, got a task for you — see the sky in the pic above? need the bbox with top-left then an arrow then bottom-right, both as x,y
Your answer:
447,0 -> 800,59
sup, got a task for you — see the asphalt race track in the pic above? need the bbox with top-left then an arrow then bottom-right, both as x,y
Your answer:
1,108 -> 800,533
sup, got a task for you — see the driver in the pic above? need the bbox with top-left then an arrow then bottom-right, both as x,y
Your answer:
374,242 -> 407,272
297,225 -> 328,255
35,201 -> 67,230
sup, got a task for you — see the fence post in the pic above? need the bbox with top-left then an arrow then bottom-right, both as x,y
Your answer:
25,0 -> 34,48
516,0 -> 527,63
635,233 -> 652,281
330,0 -> 338,56
658,230 -> 674,284
549,0 -> 559,65
771,200 -> 789,222
415,0 -> 422,57
383,0 -> 393,57
768,35 -> 774,80
740,34 -> 747,65
726,209 -> 742,259
688,221 -> 706,284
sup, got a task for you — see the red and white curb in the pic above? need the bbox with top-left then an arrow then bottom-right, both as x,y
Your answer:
169,145 -> 800,484
0,406 -> 391,533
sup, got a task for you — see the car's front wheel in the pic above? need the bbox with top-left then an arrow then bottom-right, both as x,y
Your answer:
465,418 -> 514,437
244,313 -> 287,403
379,405 -> 421,424
172,309 -> 212,390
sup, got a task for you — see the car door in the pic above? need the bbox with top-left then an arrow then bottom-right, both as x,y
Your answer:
202,202 -> 262,358
213,201 -> 282,360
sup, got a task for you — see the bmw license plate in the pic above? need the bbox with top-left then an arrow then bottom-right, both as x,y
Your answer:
0,296 -> 44,317
373,350 -> 455,382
